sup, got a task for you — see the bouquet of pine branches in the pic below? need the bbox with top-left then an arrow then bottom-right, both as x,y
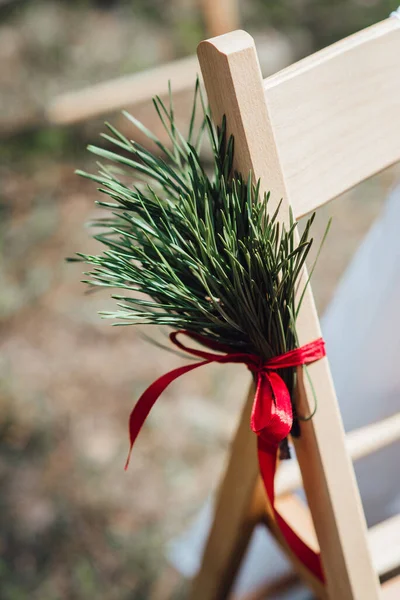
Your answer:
71,80 -> 330,581
70,80 -> 331,480
72,79 -> 328,414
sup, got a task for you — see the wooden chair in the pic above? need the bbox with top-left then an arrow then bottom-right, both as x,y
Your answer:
45,0 -> 240,128
189,14 -> 400,600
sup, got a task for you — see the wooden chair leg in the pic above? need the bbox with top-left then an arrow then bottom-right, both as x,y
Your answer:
232,573 -> 300,600
382,575 -> 400,600
188,382 -> 262,600
200,0 -> 240,38
189,380 -> 327,600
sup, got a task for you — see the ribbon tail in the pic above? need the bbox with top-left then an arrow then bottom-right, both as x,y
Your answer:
125,359 -> 209,470
257,438 -> 325,582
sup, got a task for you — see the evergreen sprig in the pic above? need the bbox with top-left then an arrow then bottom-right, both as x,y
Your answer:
72,80 -> 329,363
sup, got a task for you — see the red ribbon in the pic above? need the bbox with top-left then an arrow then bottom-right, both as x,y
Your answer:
125,330 -> 326,582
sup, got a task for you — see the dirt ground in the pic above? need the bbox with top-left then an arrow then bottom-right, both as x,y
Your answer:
1,2 -> 399,599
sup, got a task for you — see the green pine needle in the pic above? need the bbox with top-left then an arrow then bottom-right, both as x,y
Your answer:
71,79 -> 328,365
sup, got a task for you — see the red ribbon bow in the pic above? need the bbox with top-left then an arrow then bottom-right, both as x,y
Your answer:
125,330 -> 326,582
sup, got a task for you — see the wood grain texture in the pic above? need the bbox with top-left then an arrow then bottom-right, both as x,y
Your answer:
232,573 -> 299,600
268,498 -> 400,580
382,575 -> 400,600
200,0 -> 240,38
263,18 -> 400,218
276,412 -> 400,497
46,55 -> 199,125
369,514 -> 400,578
197,29 -> 381,600
188,382 -> 262,600
268,496 -> 400,580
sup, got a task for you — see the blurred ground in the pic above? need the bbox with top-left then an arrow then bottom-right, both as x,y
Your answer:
1,1 -> 400,599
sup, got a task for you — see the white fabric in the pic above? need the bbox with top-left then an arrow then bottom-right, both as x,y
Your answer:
390,7 -> 400,19
169,185 -> 400,597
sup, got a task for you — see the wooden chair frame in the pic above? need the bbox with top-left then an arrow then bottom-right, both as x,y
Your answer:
189,16 -> 400,600
5,0 -> 240,135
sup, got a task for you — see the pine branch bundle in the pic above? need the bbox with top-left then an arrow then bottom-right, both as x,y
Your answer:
72,80 -> 329,364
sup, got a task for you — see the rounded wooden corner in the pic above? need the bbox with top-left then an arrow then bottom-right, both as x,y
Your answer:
197,30 -> 255,60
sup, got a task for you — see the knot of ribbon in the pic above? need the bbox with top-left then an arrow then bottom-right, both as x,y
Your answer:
125,330 -> 326,582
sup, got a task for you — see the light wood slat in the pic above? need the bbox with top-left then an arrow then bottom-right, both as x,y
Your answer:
369,514 -> 400,578
234,494 -> 320,600
196,29 -> 381,600
45,37 -> 291,129
47,0 -> 239,126
276,413 -> 400,497
382,575 -> 400,600
267,497 -> 400,580
273,495 -> 319,553
186,390 -> 326,599
187,383 -> 263,600
200,0 -> 239,38
234,570 -> 400,600
346,413 -> 400,463
271,497 -> 400,580
232,573 -> 299,600
46,55 -> 199,125
274,504 -> 400,581
263,18 -> 400,218
236,509 -> 400,600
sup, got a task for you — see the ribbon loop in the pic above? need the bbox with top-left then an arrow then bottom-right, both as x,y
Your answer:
125,330 -> 326,582
250,370 -> 293,446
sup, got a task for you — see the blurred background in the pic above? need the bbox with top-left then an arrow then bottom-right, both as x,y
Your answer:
1,1 -> 400,599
